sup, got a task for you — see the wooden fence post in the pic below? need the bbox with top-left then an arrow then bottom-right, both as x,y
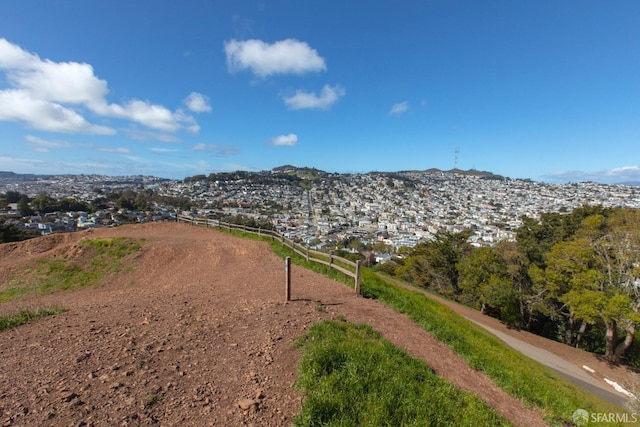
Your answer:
355,260 -> 361,296
285,256 -> 291,302
329,250 -> 333,268
306,246 -> 310,262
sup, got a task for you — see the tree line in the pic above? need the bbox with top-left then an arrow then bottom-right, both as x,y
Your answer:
1,190 -> 195,218
0,190 -> 197,244
378,206 -> 640,365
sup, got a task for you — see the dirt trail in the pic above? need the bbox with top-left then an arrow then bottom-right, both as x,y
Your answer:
0,222 -> 604,426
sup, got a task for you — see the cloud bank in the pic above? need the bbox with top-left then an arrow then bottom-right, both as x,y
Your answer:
0,38 -> 202,135
25,135 -> 72,152
544,166 -> 640,184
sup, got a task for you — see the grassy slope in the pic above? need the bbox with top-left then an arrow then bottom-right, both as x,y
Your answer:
229,230 -> 627,426
359,269 -> 626,426
0,237 -> 142,302
293,320 -> 511,426
0,307 -> 68,331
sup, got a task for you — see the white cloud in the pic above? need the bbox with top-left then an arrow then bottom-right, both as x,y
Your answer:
0,38 -> 199,135
124,155 -> 148,163
389,101 -> 409,115
101,100 -> 183,132
0,38 -> 35,68
283,84 -> 345,110
123,127 -> 182,143
9,58 -> 109,106
224,38 -> 326,77
25,135 -> 72,152
0,155 -> 51,172
191,143 -> 218,152
95,147 -> 130,154
216,145 -> 240,156
190,143 -> 239,156
0,89 -> 115,134
0,155 -> 118,175
219,162 -> 255,172
183,92 -> 212,113
149,147 -> 179,154
271,134 -> 298,146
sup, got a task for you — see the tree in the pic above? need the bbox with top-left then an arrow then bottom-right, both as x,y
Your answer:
0,223 -> 39,243
530,237 -> 602,346
588,209 -> 640,362
457,245 -> 522,326
495,241 -> 539,330
531,209 -> 640,361
517,205 -> 606,268
58,198 -> 90,212
17,196 -> 34,217
30,193 -> 57,213
4,191 -> 22,204
398,230 -> 472,296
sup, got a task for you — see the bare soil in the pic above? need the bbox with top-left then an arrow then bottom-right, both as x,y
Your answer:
0,222 -> 634,426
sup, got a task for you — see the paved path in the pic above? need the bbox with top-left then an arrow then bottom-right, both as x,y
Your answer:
469,319 -> 626,408
376,273 -> 628,408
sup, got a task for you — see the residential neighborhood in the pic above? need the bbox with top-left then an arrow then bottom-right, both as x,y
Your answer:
2,168 -> 639,257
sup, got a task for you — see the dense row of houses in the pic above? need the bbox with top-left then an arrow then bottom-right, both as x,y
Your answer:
2,170 -> 639,253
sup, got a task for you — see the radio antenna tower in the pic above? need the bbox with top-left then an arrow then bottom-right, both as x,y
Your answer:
454,147 -> 459,170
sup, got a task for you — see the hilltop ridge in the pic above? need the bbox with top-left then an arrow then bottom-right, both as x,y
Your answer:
0,222 -> 630,425
0,222 -> 555,426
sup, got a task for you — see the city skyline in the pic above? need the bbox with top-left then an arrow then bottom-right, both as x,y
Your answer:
1,1 -> 639,184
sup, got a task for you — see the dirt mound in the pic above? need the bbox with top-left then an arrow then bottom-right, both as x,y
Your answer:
1,223 -> 549,426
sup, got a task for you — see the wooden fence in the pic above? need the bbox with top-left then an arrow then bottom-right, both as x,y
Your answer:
177,215 -> 361,294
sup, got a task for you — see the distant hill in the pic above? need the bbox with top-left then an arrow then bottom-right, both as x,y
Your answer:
181,166 -> 512,187
271,165 -> 330,178
0,171 -> 49,181
448,169 -> 507,180
397,168 -> 506,180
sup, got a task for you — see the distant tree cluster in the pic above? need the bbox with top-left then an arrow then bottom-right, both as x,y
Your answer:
382,206 -> 640,365
183,168 -> 329,188
0,223 -> 40,244
224,214 -> 275,231
1,190 -> 197,217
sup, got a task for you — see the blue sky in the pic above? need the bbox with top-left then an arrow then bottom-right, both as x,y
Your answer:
0,1 -> 639,183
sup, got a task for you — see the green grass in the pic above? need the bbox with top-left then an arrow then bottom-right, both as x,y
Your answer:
143,392 -> 163,410
358,269 -> 628,426
0,307 -> 68,331
0,237 -> 143,302
223,227 -> 357,286
293,320 -> 511,427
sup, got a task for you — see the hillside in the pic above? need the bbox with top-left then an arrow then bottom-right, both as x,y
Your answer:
0,223 -> 630,426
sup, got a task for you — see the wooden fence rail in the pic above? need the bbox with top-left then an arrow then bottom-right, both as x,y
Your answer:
177,214 -> 361,292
